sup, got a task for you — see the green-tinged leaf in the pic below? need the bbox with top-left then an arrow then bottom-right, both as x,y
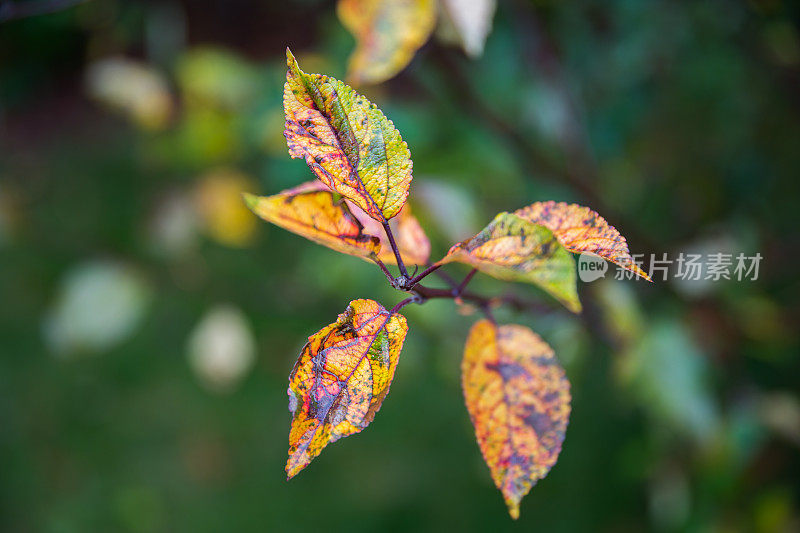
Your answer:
283,49 -> 413,222
463,319 -> 571,519
243,182 -> 380,260
514,201 -> 651,281
287,299 -> 408,479
337,0 -> 436,85
438,212 -> 581,312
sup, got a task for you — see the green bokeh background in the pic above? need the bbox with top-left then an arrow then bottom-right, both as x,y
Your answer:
1,0 -> 799,531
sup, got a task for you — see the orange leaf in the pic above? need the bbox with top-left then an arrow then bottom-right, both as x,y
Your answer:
286,299 -> 408,479
352,203 -> 431,265
462,319 -> 571,519
283,49 -> 412,221
514,201 -> 651,280
243,182 -> 380,260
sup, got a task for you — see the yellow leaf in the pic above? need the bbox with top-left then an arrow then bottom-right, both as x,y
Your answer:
463,319 -> 571,519
284,49 -> 413,221
243,181 -> 380,260
286,299 -> 408,479
338,0 -> 436,85
438,212 -> 581,312
515,201 -> 651,281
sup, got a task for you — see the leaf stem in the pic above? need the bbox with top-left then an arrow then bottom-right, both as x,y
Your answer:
382,220 -> 409,279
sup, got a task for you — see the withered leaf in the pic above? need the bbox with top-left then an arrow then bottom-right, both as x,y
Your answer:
515,201 -> 651,281
286,299 -> 408,479
284,49 -> 412,221
439,212 -> 581,312
463,319 -> 571,519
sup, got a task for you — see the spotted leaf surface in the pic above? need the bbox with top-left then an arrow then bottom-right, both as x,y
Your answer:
243,182 -> 380,260
354,203 -> 430,265
515,201 -> 650,281
286,299 -> 408,479
338,0 -> 436,85
439,212 -> 581,312
283,49 -> 412,221
463,319 -> 571,519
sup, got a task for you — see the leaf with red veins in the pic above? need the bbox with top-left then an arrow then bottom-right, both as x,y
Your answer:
283,49 -> 412,221
286,299 -> 408,479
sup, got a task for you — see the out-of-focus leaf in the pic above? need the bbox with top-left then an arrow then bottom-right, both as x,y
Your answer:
176,47 -> 261,109
353,203 -> 430,265
194,169 -> 258,247
337,0 -> 436,85
462,319 -> 570,519
187,305 -> 256,393
244,181 -> 381,260
147,191 -> 201,258
85,58 -> 172,130
43,261 -> 152,356
439,212 -> 581,312
283,50 -> 413,221
620,320 -> 719,445
286,299 -> 408,479
439,0 -> 496,58
514,201 -> 651,280
414,178 -> 481,243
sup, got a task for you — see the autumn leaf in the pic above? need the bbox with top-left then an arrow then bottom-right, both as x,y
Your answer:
353,203 -> 431,265
283,49 -> 413,221
337,0 -> 436,85
439,0 -> 497,58
286,299 -> 408,479
243,182 -> 380,260
462,319 -> 571,519
515,201 -> 651,281
438,212 -> 581,312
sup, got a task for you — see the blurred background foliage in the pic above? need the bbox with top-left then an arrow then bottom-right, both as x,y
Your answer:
1,0 -> 799,531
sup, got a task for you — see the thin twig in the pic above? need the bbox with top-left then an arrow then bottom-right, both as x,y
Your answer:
454,268 -> 478,296
372,257 -> 395,283
390,296 -> 418,315
408,262 -> 442,286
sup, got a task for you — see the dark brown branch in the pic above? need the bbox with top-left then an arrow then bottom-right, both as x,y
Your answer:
0,0 -> 89,22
